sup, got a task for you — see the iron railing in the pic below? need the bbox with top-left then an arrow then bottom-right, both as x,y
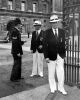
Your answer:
64,38 -> 80,87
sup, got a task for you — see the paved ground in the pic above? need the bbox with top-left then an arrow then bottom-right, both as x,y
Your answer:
0,83 -> 80,100
0,46 -> 48,98
0,37 -> 80,100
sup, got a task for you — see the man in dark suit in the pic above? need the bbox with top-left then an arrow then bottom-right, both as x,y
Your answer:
10,18 -> 25,82
43,15 -> 67,95
30,20 -> 44,77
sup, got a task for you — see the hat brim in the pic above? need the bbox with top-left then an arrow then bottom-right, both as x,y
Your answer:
33,24 -> 42,26
49,19 -> 61,23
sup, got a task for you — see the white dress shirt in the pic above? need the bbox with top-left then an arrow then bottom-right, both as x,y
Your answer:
52,28 -> 58,36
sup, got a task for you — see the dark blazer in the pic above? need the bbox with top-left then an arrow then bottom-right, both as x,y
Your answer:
30,30 -> 44,53
11,28 -> 24,55
43,28 -> 66,60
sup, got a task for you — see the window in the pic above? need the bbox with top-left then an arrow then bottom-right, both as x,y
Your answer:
43,4 -> 47,13
33,3 -> 36,12
44,20 -> 46,23
21,1 -> 25,11
8,0 -> 13,10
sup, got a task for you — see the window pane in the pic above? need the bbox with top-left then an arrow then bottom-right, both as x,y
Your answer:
21,2 -> 25,11
8,0 -> 13,10
33,3 -> 36,12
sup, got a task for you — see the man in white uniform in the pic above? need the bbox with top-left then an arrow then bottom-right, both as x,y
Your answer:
43,15 -> 67,95
30,20 -> 44,77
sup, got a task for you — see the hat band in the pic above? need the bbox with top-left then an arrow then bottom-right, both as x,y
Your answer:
50,18 -> 59,21
34,23 -> 41,25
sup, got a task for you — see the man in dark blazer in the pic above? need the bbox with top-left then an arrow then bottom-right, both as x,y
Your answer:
43,15 -> 67,95
30,20 -> 44,77
10,18 -> 25,82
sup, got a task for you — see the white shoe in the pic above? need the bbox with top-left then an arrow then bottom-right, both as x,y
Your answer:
30,74 -> 35,77
58,89 -> 67,95
51,90 -> 56,93
39,74 -> 43,77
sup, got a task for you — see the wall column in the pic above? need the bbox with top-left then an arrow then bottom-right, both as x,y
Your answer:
52,0 -> 63,13
52,0 -> 55,13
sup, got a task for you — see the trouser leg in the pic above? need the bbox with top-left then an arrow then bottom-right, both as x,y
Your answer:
37,52 -> 44,76
10,55 -> 21,81
56,55 -> 65,90
32,52 -> 38,75
48,60 -> 57,92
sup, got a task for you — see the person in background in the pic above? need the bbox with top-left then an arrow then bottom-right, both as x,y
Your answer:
10,18 -> 25,82
43,15 -> 67,95
30,20 -> 44,77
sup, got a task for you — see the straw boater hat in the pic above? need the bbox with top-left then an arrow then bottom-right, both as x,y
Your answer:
33,20 -> 42,26
49,15 -> 61,23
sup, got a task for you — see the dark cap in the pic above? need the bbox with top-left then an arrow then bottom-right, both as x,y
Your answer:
14,18 -> 22,26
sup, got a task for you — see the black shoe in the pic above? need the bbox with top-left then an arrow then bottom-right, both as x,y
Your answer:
18,77 -> 24,80
10,79 -> 20,82
20,77 -> 24,79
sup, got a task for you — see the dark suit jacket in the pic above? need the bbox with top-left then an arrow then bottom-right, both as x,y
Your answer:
30,30 -> 44,53
11,28 -> 24,55
43,28 -> 66,60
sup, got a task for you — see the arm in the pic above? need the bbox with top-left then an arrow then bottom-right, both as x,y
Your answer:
17,32 -> 23,55
43,30 -> 49,59
30,32 -> 35,51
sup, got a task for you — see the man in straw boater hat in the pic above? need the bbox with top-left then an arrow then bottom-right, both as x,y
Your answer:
30,20 -> 44,77
43,15 -> 67,95
10,18 -> 26,82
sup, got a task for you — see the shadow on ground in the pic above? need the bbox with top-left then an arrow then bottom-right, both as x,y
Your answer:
45,92 -> 57,100
0,48 -> 48,98
0,73 -> 48,98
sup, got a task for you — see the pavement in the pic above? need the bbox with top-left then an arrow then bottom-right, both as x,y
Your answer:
0,84 -> 80,100
0,39 -> 80,100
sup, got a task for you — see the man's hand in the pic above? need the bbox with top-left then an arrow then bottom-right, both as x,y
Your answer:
17,53 -> 21,57
45,58 -> 50,63
38,45 -> 43,49
23,40 -> 27,43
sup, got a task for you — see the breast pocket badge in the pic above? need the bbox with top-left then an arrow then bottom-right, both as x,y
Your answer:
38,45 -> 43,49
40,37 -> 43,41
60,38 -> 62,42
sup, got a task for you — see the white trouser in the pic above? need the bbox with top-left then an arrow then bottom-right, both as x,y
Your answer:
32,51 -> 44,75
47,54 -> 65,92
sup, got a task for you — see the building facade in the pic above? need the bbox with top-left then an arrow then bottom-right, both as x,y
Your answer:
52,0 -> 62,13
0,0 -> 52,36
0,0 -> 63,36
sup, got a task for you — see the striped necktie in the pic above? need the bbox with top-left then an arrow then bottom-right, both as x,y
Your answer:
55,29 -> 58,39
36,31 -> 38,39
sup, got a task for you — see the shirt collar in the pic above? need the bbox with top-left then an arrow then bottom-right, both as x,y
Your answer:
52,28 -> 58,34
36,29 -> 41,34
15,27 -> 20,31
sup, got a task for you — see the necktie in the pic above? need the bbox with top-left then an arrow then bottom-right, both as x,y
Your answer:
36,31 -> 38,39
55,29 -> 58,39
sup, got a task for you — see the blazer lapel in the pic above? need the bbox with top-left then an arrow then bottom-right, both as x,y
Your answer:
58,28 -> 63,42
58,28 -> 60,37
50,28 -> 55,37
34,31 -> 37,40
37,30 -> 42,39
